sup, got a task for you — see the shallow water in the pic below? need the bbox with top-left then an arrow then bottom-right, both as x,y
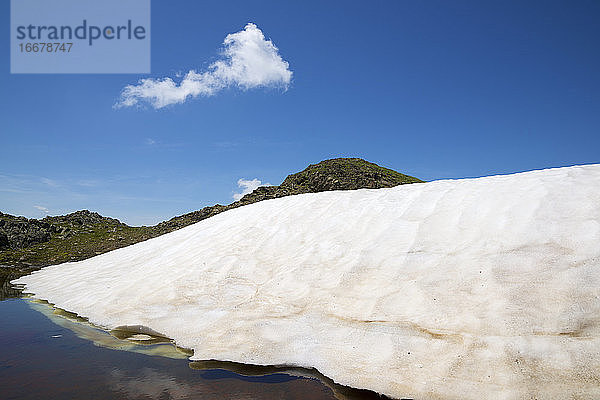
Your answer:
0,293 -> 391,399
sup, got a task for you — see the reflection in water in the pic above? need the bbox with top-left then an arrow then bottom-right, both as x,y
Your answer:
108,366 -> 341,400
2,296 -> 393,400
110,368 -> 196,400
0,270 -> 24,300
190,360 -> 392,400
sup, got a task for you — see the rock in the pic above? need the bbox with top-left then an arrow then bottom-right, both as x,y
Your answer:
0,213 -> 52,249
0,232 -> 9,250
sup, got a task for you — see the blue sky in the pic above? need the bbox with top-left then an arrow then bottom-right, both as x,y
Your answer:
1,0 -> 599,225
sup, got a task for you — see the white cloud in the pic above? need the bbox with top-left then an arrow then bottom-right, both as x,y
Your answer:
41,177 -> 59,187
34,205 -> 49,213
145,138 -> 156,145
233,178 -> 270,201
116,23 -> 292,109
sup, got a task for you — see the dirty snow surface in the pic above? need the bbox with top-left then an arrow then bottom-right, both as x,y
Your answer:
14,164 -> 600,399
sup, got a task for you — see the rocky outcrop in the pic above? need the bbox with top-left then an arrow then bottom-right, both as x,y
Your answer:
0,210 -> 127,251
0,210 -> 154,273
0,213 -> 54,250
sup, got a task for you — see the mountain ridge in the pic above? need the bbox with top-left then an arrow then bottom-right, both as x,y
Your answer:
0,158 -> 422,280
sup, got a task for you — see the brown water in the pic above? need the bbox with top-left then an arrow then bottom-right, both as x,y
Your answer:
0,292 -> 393,400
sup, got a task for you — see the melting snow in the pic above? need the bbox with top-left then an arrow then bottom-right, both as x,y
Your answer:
14,164 -> 600,399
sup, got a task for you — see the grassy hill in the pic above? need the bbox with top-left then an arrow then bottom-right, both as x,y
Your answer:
0,158 -> 422,280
